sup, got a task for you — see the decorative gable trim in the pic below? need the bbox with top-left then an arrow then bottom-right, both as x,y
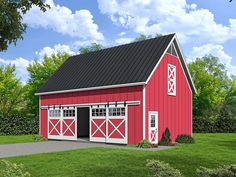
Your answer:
168,64 -> 176,96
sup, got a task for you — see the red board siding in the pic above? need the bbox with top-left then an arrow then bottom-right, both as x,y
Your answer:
145,53 -> 192,142
40,86 -> 143,144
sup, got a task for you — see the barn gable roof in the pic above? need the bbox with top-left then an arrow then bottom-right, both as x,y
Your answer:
36,34 -> 196,95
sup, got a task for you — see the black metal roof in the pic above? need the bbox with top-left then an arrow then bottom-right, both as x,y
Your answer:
37,34 -> 195,94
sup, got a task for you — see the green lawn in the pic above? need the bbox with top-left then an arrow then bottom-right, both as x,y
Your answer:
0,135 -> 37,144
2,134 -> 236,177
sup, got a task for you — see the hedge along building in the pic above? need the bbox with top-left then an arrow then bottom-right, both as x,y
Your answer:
36,34 -> 196,144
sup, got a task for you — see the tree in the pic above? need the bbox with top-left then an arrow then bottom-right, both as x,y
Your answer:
214,78 -> 236,132
79,43 -> 103,54
134,34 -> 163,42
0,64 -> 25,117
188,55 -> 230,116
222,78 -> 236,115
0,0 -> 49,51
27,53 -> 70,116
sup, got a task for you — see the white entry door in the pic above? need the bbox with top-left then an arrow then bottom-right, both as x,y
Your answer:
149,112 -> 158,144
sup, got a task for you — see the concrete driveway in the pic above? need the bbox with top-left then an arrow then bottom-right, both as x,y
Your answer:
0,140 -> 172,158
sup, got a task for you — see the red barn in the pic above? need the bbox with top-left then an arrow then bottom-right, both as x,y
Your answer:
36,34 -> 196,144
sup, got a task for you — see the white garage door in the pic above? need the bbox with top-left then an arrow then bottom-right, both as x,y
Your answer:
48,107 -> 77,140
90,105 -> 128,144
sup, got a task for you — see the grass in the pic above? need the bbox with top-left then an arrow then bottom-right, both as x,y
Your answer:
0,135 -> 37,144
1,133 -> 236,177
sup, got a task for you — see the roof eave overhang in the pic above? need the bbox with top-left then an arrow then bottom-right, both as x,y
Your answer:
35,82 -> 146,96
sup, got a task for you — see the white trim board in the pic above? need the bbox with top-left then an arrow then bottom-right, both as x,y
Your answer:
40,100 -> 140,109
35,82 -> 145,96
174,36 -> 197,93
142,85 -> 146,140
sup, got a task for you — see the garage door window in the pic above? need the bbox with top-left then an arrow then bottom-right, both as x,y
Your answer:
108,107 -> 125,116
49,110 -> 61,117
63,109 -> 75,117
92,108 -> 106,116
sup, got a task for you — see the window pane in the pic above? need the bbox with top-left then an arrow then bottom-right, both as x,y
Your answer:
150,115 -> 156,127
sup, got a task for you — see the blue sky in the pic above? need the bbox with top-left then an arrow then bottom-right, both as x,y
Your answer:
0,0 -> 236,82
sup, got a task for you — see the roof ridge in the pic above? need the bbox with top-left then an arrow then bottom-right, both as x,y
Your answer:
71,33 -> 176,58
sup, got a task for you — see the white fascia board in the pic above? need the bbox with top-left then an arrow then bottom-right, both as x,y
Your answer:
174,35 -> 197,93
35,82 -> 145,96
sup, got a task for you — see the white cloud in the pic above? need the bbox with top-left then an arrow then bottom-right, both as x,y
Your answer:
24,0 -> 104,40
36,44 -> 77,60
118,32 -> 126,36
115,37 -> 134,45
0,57 -> 31,83
97,0 -> 236,44
188,44 -> 236,76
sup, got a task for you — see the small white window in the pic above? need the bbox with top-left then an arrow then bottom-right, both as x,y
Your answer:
168,64 -> 176,96
167,43 -> 178,57
49,110 -> 61,117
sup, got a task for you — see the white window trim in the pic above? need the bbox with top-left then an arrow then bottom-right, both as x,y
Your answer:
168,64 -> 176,96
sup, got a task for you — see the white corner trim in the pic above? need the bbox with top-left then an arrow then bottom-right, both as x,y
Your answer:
142,85 -> 146,140
39,95 -> 41,135
35,82 -> 145,96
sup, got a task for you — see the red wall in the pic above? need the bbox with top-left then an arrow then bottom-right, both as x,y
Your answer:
145,53 -> 192,142
40,86 -> 143,144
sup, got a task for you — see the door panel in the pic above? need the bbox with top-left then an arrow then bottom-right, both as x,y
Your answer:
48,107 -> 77,140
106,106 -> 127,144
89,105 -> 128,144
90,106 -> 106,142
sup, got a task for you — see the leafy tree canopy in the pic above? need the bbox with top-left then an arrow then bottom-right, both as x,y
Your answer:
0,64 -> 25,117
0,0 -> 49,51
27,53 -> 70,116
188,55 -> 231,116
134,34 -> 163,42
79,43 -> 103,54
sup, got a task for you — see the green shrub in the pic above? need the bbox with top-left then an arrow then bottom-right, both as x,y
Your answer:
0,114 -> 38,135
175,134 -> 195,144
159,128 -> 174,146
196,164 -> 236,177
147,160 -> 183,177
0,160 -> 31,177
137,139 -> 152,148
193,115 -> 236,133
193,116 -> 216,133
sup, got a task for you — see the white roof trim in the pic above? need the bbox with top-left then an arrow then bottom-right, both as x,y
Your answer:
174,35 -> 197,93
145,34 -> 196,94
145,36 -> 175,84
35,82 -> 145,96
